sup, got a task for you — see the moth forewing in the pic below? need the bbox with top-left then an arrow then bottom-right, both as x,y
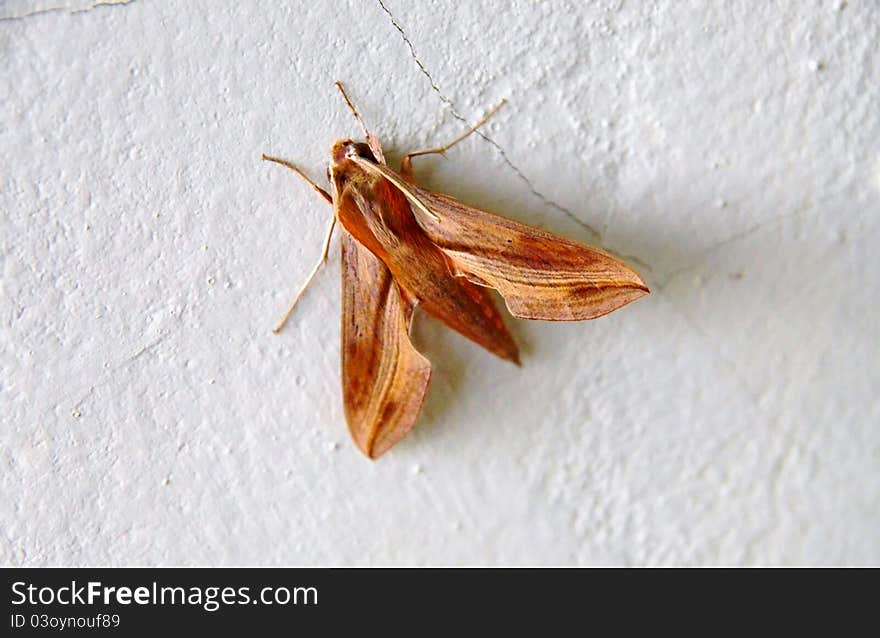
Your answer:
341,158 -> 649,321
339,232 -> 431,459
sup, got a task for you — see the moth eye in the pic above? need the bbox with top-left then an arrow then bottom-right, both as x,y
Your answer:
346,142 -> 374,159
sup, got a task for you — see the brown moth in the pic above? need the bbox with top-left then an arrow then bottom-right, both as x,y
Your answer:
263,82 -> 648,459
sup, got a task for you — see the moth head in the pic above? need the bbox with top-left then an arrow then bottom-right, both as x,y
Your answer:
331,140 -> 376,166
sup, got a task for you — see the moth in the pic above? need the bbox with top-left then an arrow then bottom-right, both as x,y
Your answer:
263,82 -> 648,459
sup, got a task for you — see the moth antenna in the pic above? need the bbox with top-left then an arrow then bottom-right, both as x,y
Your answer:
262,154 -> 332,203
335,81 -> 371,140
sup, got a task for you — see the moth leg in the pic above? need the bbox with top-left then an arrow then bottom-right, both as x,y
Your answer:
262,154 -> 332,203
261,154 -> 337,332
400,99 -> 506,182
335,81 -> 386,164
273,214 -> 337,333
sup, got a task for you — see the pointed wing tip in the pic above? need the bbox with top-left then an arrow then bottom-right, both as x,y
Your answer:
348,364 -> 433,461
612,281 -> 651,308
349,426 -> 402,460
617,264 -> 650,298
496,342 -> 521,366
636,273 -> 650,295
360,438 -> 395,460
620,262 -> 649,292
495,342 -> 521,366
353,436 -> 387,460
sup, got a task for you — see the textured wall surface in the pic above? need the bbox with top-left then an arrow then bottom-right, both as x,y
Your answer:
2,0 -> 878,566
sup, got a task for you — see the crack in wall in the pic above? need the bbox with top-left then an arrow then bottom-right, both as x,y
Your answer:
654,206 -> 808,291
376,0 -> 601,241
0,0 -> 133,22
69,332 -> 170,418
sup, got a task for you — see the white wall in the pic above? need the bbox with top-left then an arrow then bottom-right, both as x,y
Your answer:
2,0 -> 877,565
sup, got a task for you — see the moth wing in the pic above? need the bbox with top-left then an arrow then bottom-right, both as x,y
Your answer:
341,230 -> 432,459
354,161 -> 648,321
